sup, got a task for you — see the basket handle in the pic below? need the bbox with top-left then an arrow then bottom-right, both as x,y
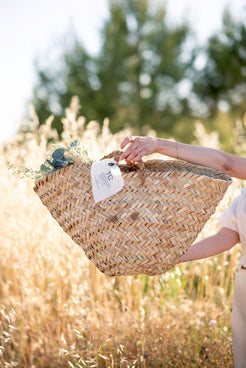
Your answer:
102,150 -> 147,185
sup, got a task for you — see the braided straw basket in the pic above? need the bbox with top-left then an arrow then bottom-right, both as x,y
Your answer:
34,151 -> 232,276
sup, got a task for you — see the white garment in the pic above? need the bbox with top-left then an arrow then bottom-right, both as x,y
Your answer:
219,187 -> 246,267
231,269 -> 246,368
219,187 -> 246,368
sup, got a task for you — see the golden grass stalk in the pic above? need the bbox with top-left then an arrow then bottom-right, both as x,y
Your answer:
1,99 -> 245,367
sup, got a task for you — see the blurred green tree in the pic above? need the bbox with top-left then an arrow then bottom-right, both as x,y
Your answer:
32,1 -> 246,146
32,0 -> 192,139
191,11 -> 246,121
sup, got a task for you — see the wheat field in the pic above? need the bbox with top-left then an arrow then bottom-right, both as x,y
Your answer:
0,98 -> 245,367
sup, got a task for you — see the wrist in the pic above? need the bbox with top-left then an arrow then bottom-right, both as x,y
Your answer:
156,138 -> 177,159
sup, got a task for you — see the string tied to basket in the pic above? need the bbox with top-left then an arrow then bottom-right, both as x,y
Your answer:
102,150 -> 147,185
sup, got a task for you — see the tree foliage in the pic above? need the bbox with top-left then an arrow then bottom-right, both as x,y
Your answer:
32,0 -> 192,138
192,11 -> 246,120
32,1 -> 246,144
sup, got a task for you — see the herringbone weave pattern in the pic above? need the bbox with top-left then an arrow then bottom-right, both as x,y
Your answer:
34,158 -> 232,276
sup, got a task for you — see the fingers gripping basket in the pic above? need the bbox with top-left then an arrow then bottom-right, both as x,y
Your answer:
34,152 -> 232,276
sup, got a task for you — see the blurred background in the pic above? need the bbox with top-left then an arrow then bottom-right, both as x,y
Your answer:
1,1 -> 246,366
1,0 -> 246,149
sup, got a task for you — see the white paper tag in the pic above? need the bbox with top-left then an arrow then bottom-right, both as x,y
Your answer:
91,159 -> 124,203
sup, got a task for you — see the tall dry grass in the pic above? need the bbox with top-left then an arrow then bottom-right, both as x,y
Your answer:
0,97 -> 245,367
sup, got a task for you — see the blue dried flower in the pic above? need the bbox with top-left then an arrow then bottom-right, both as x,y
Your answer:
52,148 -> 65,160
70,140 -> 79,148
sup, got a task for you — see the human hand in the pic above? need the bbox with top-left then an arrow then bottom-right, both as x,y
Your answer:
119,136 -> 159,163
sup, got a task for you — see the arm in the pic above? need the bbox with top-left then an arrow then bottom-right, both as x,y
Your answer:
120,136 -> 246,180
179,227 -> 240,263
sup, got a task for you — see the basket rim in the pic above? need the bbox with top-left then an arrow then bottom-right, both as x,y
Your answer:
34,158 -> 232,188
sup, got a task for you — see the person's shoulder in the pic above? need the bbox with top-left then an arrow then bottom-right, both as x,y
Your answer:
234,187 -> 246,205
227,187 -> 246,210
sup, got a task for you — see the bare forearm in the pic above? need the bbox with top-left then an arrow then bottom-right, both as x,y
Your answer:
120,136 -> 246,179
156,139 -> 235,177
181,236 -> 225,262
180,228 -> 239,263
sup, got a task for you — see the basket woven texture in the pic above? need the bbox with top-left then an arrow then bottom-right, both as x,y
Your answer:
34,153 -> 232,276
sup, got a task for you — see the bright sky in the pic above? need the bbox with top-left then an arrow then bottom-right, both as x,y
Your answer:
0,0 -> 245,143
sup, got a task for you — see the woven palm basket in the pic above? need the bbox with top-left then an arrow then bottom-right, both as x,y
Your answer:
34,152 -> 232,276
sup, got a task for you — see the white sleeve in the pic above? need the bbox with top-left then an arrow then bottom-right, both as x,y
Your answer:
219,194 -> 240,233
